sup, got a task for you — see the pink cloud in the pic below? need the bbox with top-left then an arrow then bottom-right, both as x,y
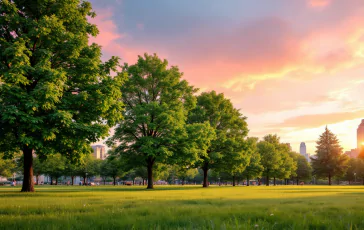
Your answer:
88,9 -> 150,64
308,0 -> 331,8
271,110 -> 364,130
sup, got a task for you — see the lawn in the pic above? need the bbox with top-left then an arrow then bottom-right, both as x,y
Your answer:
0,185 -> 363,229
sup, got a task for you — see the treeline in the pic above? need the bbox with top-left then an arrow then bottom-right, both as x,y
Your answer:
0,0 -> 362,192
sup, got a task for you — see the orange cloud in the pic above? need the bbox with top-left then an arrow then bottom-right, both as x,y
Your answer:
308,0 -> 331,8
271,110 -> 364,130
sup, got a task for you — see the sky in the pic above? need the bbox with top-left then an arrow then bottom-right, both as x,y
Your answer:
89,0 -> 364,154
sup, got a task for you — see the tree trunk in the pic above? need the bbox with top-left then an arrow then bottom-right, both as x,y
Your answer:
147,159 -> 154,189
143,179 -> 145,186
50,177 -> 53,185
132,178 -> 135,185
202,167 -> 209,188
113,177 -> 116,186
21,147 -> 34,192
55,177 -> 58,185
297,177 -> 299,185
232,175 -> 236,186
83,176 -> 86,185
35,175 -> 39,185
328,174 -> 331,186
266,174 -> 269,186
362,178 -> 364,185
247,175 -> 250,186
71,176 -> 74,185
274,177 -> 276,186
182,178 -> 185,185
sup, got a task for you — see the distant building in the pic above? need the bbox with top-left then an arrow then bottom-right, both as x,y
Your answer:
300,142 -> 306,155
345,149 -> 359,159
91,145 -> 106,160
344,119 -> 364,159
299,142 -> 310,162
358,119 -> 364,151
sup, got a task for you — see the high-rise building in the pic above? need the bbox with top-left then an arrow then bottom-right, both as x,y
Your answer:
357,119 -> 364,151
300,142 -> 306,155
91,145 -> 106,160
299,142 -> 310,162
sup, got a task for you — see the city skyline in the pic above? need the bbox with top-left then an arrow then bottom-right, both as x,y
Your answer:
89,0 -> 364,154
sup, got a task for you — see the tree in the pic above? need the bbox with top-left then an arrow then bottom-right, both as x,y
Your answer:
0,0 -> 125,192
311,127 -> 349,185
258,135 -> 283,186
355,158 -> 364,185
188,91 -> 249,187
64,160 -> 79,185
108,54 -> 197,189
274,151 -> 296,185
241,138 -> 263,186
295,154 -> 311,185
77,155 -> 101,185
221,136 -> 256,186
100,154 -> 125,186
33,157 -> 46,185
175,166 -> 198,185
344,158 -> 357,185
0,153 -> 16,178
43,154 -> 65,185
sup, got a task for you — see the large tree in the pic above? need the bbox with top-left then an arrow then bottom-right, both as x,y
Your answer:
188,91 -> 250,187
0,0 -> 124,192
108,54 -> 197,189
258,134 -> 283,186
311,127 -> 349,185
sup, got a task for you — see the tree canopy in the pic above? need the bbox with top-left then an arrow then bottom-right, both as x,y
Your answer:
187,91 -> 250,187
108,53 -> 198,189
311,127 -> 349,185
0,0 -> 125,191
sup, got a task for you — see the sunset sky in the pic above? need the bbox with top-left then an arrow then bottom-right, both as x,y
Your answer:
89,0 -> 364,154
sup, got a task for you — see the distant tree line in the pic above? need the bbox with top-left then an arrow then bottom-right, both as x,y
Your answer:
0,0 -> 362,192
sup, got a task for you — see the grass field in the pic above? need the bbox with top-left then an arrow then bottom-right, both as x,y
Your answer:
0,185 -> 363,229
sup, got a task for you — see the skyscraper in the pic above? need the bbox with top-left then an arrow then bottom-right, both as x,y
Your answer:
357,119 -> 364,151
91,145 -> 106,160
299,142 -> 310,162
300,142 -> 306,155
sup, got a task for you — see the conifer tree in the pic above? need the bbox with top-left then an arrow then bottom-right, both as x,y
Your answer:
311,127 -> 349,185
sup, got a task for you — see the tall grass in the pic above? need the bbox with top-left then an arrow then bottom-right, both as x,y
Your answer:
0,185 -> 363,229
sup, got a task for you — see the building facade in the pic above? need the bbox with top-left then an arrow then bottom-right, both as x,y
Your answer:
299,142 -> 311,162
357,119 -> 364,151
91,145 -> 106,160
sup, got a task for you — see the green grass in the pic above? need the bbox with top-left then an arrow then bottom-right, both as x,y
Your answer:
0,185 -> 364,229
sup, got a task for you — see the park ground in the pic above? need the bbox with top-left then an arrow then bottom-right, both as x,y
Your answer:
0,186 -> 363,229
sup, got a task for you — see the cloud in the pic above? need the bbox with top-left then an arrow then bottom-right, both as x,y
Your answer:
88,9 -> 154,64
271,110 -> 364,130
308,0 -> 331,8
